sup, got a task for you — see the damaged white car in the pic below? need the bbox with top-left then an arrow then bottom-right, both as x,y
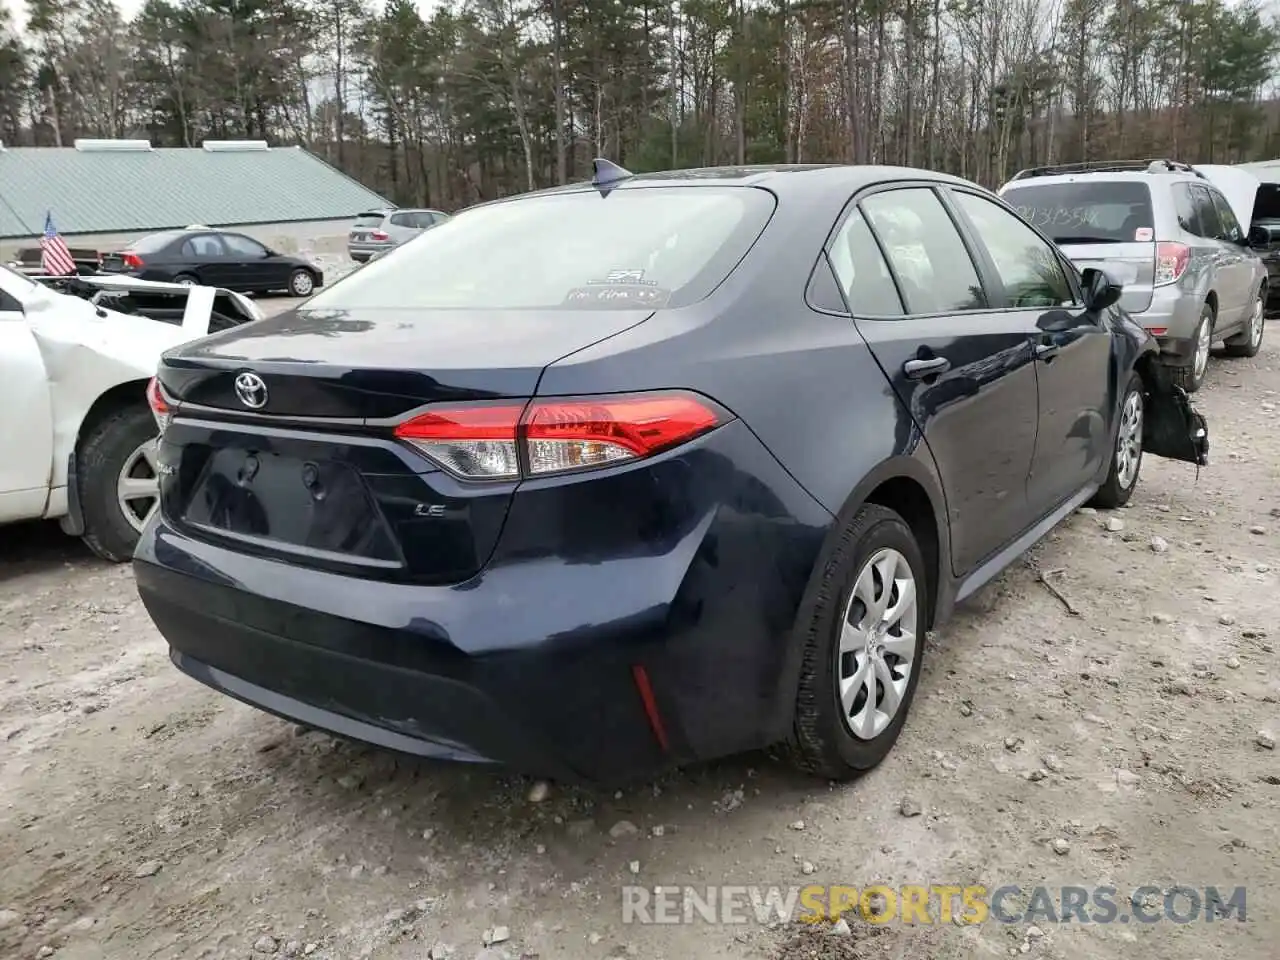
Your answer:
0,265 -> 260,560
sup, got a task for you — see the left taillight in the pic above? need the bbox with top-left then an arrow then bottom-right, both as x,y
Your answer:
147,377 -> 172,435
393,391 -> 726,481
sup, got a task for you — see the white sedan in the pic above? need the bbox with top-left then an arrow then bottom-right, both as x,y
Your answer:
0,266 -> 261,560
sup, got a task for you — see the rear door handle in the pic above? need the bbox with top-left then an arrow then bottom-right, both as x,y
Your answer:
903,356 -> 950,379
1035,343 -> 1060,362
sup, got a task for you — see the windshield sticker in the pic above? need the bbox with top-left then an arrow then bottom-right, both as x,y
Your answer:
564,284 -> 670,307
587,269 -> 658,287
1134,227 -> 1153,242
1013,205 -> 1105,230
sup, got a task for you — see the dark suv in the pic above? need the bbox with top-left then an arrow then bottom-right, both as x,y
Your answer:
135,162 -> 1208,785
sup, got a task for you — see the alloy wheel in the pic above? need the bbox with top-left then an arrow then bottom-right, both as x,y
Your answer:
1193,316 -> 1212,382
1249,297 -> 1265,349
1115,389 -> 1143,489
292,272 -> 314,296
116,439 -> 160,534
836,548 -> 919,740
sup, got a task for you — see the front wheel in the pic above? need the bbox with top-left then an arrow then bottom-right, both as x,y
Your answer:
77,405 -> 160,562
289,268 -> 315,297
1089,372 -> 1144,510
786,504 -> 928,780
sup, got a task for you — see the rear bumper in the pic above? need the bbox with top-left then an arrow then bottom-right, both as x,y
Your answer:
347,241 -> 394,262
1132,286 -> 1203,364
134,420 -> 834,783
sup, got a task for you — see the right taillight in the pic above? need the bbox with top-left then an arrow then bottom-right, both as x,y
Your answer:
146,377 -> 172,434
393,391 -> 725,481
1154,242 -> 1190,286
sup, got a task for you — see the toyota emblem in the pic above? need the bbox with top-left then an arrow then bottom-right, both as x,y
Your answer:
234,372 -> 268,409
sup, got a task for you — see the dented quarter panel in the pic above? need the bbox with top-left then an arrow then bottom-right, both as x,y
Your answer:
7,277 -> 259,521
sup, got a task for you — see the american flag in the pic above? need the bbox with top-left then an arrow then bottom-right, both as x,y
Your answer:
40,211 -> 77,276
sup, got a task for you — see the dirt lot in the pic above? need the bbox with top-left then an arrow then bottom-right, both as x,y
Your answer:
2,332 -> 1278,960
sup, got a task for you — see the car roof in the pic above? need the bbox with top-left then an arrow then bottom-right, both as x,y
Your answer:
458,164 -> 980,215
1002,171 -> 1194,189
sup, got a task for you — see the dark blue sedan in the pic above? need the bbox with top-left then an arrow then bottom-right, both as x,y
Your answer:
134,161 -> 1208,784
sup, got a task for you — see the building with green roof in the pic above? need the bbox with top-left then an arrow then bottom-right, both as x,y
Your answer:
0,139 -> 392,257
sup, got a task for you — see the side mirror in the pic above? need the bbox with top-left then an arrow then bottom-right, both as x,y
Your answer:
1081,266 -> 1122,311
1248,225 -> 1271,248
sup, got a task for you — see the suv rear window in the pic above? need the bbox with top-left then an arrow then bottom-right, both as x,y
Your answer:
310,186 -> 777,311
1000,181 -> 1154,244
353,212 -> 386,228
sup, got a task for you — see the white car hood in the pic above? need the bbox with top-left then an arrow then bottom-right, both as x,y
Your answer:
1194,164 -> 1261,229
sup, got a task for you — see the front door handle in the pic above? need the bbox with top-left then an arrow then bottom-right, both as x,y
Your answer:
903,356 -> 950,379
1035,342 -> 1060,362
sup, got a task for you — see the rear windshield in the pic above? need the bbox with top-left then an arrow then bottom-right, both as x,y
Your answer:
353,212 -> 387,228
309,186 -> 777,311
1000,181 -> 1154,244
129,231 -> 185,254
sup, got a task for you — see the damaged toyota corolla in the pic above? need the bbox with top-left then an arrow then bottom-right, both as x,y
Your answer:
134,162 -> 1209,785
0,265 -> 261,560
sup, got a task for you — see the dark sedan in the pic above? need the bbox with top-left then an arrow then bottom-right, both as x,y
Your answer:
134,162 -> 1209,785
102,229 -> 324,297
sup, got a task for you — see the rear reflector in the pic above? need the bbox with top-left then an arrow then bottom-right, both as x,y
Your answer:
1154,242 -> 1190,286
1145,327 -> 1168,336
393,391 -> 724,480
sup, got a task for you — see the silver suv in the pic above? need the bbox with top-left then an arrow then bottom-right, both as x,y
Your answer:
348,208 -> 450,263
999,159 -> 1268,392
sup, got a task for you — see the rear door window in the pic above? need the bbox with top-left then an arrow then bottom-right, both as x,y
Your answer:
1190,185 -> 1223,239
307,186 -> 777,311
389,212 -> 417,228
1000,180 -> 1154,244
860,187 -> 988,314
181,234 -> 226,258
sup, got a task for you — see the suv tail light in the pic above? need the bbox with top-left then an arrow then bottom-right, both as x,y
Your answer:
146,377 -> 172,434
393,391 -> 725,480
121,251 -> 145,269
369,230 -> 390,242
1154,242 -> 1190,286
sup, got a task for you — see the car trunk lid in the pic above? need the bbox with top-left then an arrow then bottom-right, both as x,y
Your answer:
153,306 -> 654,583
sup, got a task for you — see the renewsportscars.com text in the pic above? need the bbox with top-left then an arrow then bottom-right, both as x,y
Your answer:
620,884 -> 1247,925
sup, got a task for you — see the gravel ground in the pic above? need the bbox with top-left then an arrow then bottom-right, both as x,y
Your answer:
2,331 -> 1278,960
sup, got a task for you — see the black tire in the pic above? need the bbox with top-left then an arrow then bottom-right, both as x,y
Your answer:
1089,371 -> 1145,510
77,404 -> 159,562
172,272 -> 198,286
1171,304 -> 1213,393
288,268 -> 316,297
1223,288 -> 1266,358
786,504 -> 929,780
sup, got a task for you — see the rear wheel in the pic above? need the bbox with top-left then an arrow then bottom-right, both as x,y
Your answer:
1171,304 -> 1213,393
172,273 -> 198,286
1089,372 -> 1144,509
289,269 -> 315,297
1223,289 -> 1266,358
77,404 -> 160,562
786,504 -> 928,780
